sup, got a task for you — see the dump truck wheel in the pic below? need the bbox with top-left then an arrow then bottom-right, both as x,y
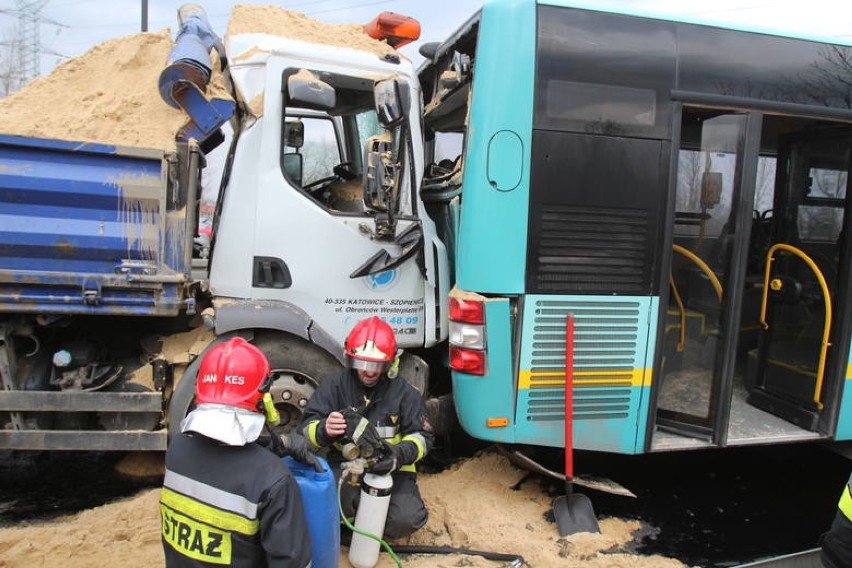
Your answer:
252,332 -> 342,435
166,332 -> 342,443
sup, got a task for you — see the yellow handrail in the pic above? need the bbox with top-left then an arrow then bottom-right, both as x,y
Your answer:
669,275 -> 687,353
759,243 -> 832,409
672,244 -> 723,301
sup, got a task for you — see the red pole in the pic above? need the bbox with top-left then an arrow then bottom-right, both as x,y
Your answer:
564,313 -> 574,479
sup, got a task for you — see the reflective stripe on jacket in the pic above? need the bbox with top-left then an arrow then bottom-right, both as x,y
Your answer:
840,476 -> 852,522
161,431 -> 312,568
300,368 -> 434,473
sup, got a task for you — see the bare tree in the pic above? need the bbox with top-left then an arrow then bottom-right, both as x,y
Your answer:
753,157 -> 775,213
676,150 -> 703,214
799,45 -> 852,109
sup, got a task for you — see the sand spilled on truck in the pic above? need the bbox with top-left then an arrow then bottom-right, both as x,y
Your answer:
0,5 -> 400,151
227,3 -> 398,59
0,30 -> 188,150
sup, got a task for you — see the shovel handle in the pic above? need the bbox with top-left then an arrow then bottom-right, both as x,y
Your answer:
565,314 -> 574,479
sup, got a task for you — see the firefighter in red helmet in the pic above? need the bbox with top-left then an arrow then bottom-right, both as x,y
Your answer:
300,316 -> 434,539
160,337 -> 315,568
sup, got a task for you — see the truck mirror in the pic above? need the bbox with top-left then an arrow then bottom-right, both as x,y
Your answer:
364,149 -> 389,212
287,69 -> 335,110
374,78 -> 403,127
282,153 -> 303,186
284,120 -> 304,149
363,134 -> 397,212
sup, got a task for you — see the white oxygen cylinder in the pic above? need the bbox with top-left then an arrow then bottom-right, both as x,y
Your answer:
348,473 -> 393,568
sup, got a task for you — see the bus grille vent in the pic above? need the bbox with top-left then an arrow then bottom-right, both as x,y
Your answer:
525,299 -> 642,422
530,205 -> 649,294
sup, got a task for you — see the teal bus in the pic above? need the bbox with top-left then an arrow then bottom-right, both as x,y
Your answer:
419,0 -> 852,455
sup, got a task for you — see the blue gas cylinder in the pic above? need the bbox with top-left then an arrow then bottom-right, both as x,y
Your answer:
282,455 -> 340,568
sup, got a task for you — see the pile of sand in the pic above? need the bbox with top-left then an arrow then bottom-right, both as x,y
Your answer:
0,30 -> 186,150
0,4 -> 396,151
227,4 -> 397,59
0,449 -> 691,568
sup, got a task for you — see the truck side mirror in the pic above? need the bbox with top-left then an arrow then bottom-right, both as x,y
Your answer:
363,134 -> 395,212
284,120 -> 304,149
374,78 -> 403,127
282,153 -> 303,186
287,69 -> 335,110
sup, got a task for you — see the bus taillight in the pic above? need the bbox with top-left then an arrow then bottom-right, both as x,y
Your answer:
449,297 -> 484,324
449,297 -> 486,374
364,13 -> 421,49
449,345 -> 486,375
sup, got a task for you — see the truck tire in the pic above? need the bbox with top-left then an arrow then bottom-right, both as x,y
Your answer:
166,332 -> 341,443
252,331 -> 342,435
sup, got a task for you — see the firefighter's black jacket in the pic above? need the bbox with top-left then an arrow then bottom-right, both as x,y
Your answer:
821,473 -> 852,568
301,368 -> 433,471
161,431 -> 312,568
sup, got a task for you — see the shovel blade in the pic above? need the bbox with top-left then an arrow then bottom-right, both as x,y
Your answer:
553,492 -> 600,536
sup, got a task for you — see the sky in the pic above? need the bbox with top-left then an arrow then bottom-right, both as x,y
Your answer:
1,0 -> 852,80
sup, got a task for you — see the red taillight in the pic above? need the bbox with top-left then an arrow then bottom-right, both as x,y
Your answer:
364,12 -> 421,49
449,345 -> 486,375
449,297 -> 484,324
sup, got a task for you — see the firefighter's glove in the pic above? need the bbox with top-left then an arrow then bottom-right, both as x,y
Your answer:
368,441 -> 401,475
341,408 -> 384,458
279,432 -> 324,472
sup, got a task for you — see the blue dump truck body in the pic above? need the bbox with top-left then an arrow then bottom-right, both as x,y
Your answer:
0,135 -> 195,317
0,135 -> 203,451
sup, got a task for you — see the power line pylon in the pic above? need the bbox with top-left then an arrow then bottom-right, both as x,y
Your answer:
18,0 -> 51,84
0,0 -> 66,91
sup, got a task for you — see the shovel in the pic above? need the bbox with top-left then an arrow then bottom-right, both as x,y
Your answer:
553,313 -> 600,536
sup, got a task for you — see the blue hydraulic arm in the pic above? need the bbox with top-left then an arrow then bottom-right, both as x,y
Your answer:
158,4 -> 235,146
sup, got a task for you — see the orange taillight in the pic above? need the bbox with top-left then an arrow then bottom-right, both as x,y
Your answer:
364,12 -> 421,49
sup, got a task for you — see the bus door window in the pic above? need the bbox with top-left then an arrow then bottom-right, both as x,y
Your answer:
660,109 -> 747,429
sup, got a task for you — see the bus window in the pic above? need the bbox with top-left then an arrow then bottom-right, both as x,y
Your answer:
798,164 -> 847,242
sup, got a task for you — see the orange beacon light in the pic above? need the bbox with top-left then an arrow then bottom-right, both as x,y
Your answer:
364,12 -> 421,49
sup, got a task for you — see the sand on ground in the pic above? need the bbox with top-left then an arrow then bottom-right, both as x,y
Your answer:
0,448 -> 690,568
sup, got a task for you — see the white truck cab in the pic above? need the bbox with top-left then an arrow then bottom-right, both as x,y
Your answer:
171,12 -> 450,432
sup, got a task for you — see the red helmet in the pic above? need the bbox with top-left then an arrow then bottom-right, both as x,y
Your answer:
195,337 -> 271,412
344,317 -> 397,374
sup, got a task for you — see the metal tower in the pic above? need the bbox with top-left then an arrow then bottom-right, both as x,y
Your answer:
0,0 -> 65,91
17,0 -> 50,84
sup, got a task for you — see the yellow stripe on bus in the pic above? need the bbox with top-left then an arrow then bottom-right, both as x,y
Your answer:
518,368 -> 651,390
